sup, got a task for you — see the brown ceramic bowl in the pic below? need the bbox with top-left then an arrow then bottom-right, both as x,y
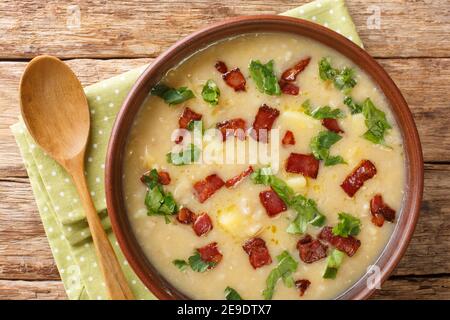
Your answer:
106,15 -> 424,300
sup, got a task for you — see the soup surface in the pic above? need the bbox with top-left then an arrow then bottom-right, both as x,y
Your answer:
123,33 -> 405,300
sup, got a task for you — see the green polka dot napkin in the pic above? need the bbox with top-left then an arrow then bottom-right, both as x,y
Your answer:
11,0 -> 362,300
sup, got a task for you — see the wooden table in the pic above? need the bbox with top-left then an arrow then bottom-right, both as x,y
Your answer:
0,0 -> 449,300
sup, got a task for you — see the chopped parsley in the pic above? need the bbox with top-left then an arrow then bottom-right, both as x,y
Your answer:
142,169 -> 178,222
173,250 -> 216,273
225,287 -> 243,300
343,96 -> 363,114
323,249 -> 345,279
286,195 -> 326,234
251,168 -> 325,234
302,100 -> 345,120
188,251 -> 216,272
263,251 -> 298,300
249,60 -> 281,96
319,57 -> 357,93
172,259 -> 189,271
332,213 -> 361,237
151,83 -> 194,105
362,98 -> 392,145
186,120 -> 204,133
166,143 -> 201,166
201,79 -> 220,106
310,131 -> 346,166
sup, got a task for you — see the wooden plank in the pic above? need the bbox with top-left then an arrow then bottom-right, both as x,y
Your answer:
0,1 -> 448,59
393,164 -> 450,276
0,58 -> 152,178
372,276 -> 450,300
0,177 -> 59,280
0,164 -> 449,281
378,58 -> 450,163
0,280 -> 66,300
0,57 -> 448,178
0,277 -> 448,300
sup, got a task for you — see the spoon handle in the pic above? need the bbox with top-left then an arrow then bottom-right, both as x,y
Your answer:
69,159 -> 134,300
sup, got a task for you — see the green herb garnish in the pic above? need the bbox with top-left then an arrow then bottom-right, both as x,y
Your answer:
251,168 -> 325,234
343,96 -> 363,114
302,100 -> 345,120
263,251 -> 298,300
166,143 -> 201,166
310,131 -> 346,166
173,251 -> 216,273
332,213 -> 361,237
225,287 -> 243,300
186,120 -> 204,133
323,249 -> 345,279
151,83 -> 194,105
319,57 -> 357,93
142,169 -> 178,221
310,106 -> 345,120
362,98 -> 392,145
188,251 -> 216,273
201,79 -> 220,106
286,195 -> 326,234
172,259 -> 189,271
249,60 -> 281,96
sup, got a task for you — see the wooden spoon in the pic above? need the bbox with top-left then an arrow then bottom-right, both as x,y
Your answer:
20,55 -> 134,300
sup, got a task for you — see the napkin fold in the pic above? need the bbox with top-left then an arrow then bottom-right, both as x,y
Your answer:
11,0 -> 362,300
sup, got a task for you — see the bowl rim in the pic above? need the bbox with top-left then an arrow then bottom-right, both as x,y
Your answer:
105,15 -> 424,300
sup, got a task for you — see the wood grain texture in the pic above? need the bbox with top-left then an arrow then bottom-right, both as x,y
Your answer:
0,57 -> 449,179
371,276 -> 450,300
0,280 -> 66,300
0,0 -> 448,300
0,58 -> 152,178
0,1 -> 448,59
0,277 -> 449,300
1,165 -> 449,280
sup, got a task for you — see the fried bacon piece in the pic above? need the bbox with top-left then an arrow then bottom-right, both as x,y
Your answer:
318,226 -> 361,257
223,68 -> 246,92
177,207 -> 197,224
285,153 -> 320,179
341,160 -> 377,197
140,170 -> 171,185
322,118 -> 344,134
370,194 -> 396,227
179,107 -> 202,129
177,209 -> 213,237
297,235 -> 328,264
259,189 -> 287,217
216,118 -> 247,141
193,174 -> 225,203
157,171 -> 171,185
281,57 -> 311,81
279,80 -> 300,95
295,279 -> 311,297
242,237 -> 272,269
215,61 -> 228,74
282,130 -> 296,146
197,242 -> 223,265
225,166 -> 254,188
251,104 -> 280,142
192,213 -> 213,236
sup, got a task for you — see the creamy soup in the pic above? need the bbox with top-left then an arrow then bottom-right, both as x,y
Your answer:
123,33 -> 405,300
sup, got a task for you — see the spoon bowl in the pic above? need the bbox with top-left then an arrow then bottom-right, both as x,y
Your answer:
20,55 -> 89,164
